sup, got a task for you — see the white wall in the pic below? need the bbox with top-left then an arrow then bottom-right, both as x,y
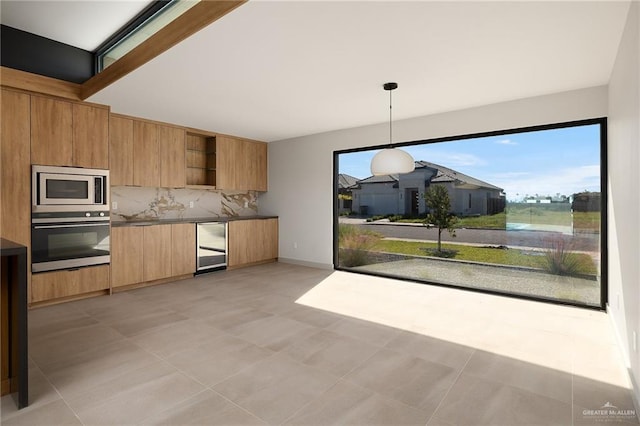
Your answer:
607,0 -> 640,407
259,86 -> 608,268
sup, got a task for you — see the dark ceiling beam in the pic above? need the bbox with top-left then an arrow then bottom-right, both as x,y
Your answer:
80,0 -> 247,100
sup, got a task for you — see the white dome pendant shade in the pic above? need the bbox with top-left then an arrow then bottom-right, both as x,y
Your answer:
370,82 -> 415,176
371,148 -> 415,175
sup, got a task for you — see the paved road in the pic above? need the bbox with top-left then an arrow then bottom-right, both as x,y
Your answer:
346,220 -> 599,251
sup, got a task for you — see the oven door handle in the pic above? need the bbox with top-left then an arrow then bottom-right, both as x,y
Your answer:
32,223 -> 110,229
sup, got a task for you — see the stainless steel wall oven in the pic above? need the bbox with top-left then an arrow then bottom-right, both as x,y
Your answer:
31,166 -> 110,273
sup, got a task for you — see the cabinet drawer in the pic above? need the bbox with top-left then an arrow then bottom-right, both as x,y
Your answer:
31,265 -> 109,303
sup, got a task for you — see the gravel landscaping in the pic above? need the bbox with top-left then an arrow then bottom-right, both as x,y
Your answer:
351,256 -> 600,307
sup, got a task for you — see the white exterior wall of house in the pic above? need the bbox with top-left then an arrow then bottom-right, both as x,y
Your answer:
352,182 -> 399,215
607,1 -> 640,409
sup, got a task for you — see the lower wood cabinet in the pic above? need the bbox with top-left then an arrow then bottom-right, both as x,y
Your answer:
228,218 -> 278,269
111,223 -> 195,289
31,265 -> 110,303
111,226 -> 144,288
171,223 -> 196,276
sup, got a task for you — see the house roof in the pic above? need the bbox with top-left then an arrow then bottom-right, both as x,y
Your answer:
337,174 -> 359,189
357,175 -> 399,184
355,161 -> 503,191
415,161 -> 503,191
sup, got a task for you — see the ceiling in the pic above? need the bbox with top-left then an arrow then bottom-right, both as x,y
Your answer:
1,1 -> 632,143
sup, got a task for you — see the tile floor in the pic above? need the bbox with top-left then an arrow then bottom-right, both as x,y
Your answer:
1,262 -> 637,425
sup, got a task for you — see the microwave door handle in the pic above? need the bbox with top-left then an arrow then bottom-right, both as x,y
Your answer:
33,223 -> 110,229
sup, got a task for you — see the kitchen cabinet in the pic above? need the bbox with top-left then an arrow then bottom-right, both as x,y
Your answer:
31,95 -> 109,168
111,226 -> 143,288
1,89 -> 31,253
110,115 -> 186,188
159,125 -> 186,188
111,223 -> 195,290
171,223 -> 195,276
30,96 -> 73,166
133,120 -> 159,187
109,116 -> 134,186
216,136 -> 268,191
72,103 -> 109,169
186,133 -> 216,186
143,224 -> 172,281
31,265 -> 110,303
1,89 -> 31,301
228,218 -> 278,269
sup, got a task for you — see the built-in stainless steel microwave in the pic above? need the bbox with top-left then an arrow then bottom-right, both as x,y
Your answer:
32,165 -> 109,213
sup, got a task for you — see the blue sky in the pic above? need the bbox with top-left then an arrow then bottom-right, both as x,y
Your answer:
338,124 -> 601,201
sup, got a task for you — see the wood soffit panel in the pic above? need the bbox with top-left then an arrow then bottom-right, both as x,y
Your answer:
1,1 -> 247,101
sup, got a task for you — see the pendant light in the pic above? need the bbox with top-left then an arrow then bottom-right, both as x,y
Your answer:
370,82 -> 415,176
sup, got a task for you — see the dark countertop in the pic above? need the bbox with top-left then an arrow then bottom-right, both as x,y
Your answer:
111,215 -> 278,227
0,238 -> 28,256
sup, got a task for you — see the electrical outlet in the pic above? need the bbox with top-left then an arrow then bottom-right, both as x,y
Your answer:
293,242 -> 298,249
112,201 -> 118,210
189,201 -> 194,208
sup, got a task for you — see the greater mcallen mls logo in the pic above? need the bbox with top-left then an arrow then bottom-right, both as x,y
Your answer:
582,402 -> 637,422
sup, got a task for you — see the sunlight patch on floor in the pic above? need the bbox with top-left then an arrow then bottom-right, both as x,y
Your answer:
295,270 -> 629,389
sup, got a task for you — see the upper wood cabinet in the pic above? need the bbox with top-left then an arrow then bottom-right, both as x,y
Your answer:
30,95 -> 109,168
217,136 -> 267,191
30,96 -> 73,166
133,120 -> 159,187
109,115 -> 186,188
109,116 -> 134,186
159,125 -> 186,188
72,103 -> 109,169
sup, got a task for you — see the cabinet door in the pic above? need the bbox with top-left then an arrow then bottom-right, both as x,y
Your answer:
109,116 -> 134,186
228,219 -> 278,268
1,90 -> 31,249
111,226 -> 144,287
247,141 -> 268,191
133,121 -> 159,187
258,218 -> 278,260
159,125 -> 186,188
171,223 -> 195,276
217,136 -> 267,191
30,96 -> 73,166
215,136 -> 239,190
31,265 -> 110,303
143,224 -> 172,281
73,103 -> 109,169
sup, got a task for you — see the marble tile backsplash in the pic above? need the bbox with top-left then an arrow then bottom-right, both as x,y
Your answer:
111,186 -> 258,222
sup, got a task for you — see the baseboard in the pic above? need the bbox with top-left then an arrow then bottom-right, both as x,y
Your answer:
607,304 -> 640,412
278,258 -> 333,270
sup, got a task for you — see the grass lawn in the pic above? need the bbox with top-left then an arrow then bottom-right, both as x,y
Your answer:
394,208 -> 600,232
373,239 -> 597,275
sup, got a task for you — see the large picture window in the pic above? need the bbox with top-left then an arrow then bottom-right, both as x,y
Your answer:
334,119 -> 606,309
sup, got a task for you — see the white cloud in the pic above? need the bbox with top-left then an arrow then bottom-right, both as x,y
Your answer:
495,139 -> 517,145
406,147 -> 487,167
491,165 -> 600,199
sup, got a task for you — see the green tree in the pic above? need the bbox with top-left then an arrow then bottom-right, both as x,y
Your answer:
424,185 -> 457,252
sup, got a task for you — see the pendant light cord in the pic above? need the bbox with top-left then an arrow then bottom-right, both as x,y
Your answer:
389,88 -> 393,148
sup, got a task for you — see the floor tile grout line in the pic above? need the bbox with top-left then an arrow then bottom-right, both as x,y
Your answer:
206,386 -> 271,426
34,359 -> 87,426
425,347 -> 477,426
278,344 -> 388,425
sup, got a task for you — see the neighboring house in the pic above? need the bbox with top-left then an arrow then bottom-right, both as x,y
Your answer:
351,161 -> 505,216
337,173 -> 358,214
572,191 -> 601,212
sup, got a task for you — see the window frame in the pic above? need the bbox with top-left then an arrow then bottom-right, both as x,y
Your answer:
333,117 -> 608,310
